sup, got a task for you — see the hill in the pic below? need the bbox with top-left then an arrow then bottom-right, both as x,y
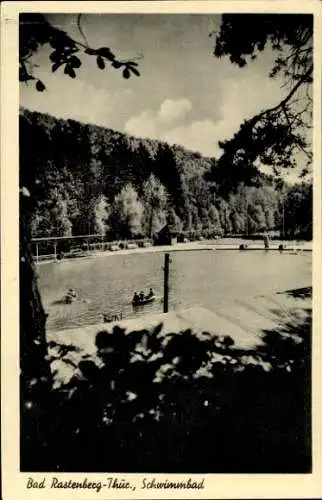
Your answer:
19,108 -> 312,240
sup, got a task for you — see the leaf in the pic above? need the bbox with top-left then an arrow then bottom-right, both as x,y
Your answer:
49,51 -> 60,63
78,360 -> 100,380
69,55 -> 81,68
112,60 -> 122,69
97,47 -> 115,60
64,64 -> 76,78
152,323 -> 163,337
122,68 -> 130,79
96,55 -> 105,70
68,67 -> 76,78
52,62 -> 61,72
36,80 -> 46,92
129,66 -> 140,77
49,39 -> 57,49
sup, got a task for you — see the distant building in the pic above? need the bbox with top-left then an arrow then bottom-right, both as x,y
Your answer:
154,224 -> 178,246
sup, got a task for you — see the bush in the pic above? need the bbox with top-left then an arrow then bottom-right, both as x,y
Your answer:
23,308 -> 311,473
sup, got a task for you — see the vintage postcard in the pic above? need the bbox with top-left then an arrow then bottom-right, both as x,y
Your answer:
1,1 -> 322,499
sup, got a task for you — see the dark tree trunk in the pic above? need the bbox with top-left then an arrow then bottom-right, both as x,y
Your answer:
20,208 -> 52,393
20,114 -> 53,470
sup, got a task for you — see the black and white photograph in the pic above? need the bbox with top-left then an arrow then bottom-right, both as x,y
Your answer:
2,1 -> 321,495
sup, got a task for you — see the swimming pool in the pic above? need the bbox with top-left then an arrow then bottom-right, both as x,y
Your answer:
38,249 -> 312,331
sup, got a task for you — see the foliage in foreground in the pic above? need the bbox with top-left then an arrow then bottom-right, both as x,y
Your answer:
212,14 -> 313,175
21,306 -> 311,473
20,13 -> 141,91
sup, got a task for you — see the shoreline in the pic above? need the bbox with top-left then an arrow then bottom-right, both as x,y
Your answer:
36,240 -> 312,265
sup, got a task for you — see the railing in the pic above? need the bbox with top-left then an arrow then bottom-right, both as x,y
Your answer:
32,237 -> 153,262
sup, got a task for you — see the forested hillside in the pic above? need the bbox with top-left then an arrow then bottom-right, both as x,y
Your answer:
20,108 -> 312,241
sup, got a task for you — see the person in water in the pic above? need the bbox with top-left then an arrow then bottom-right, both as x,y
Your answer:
139,291 -> 145,301
68,288 -> 77,298
132,291 -> 139,303
148,288 -> 154,298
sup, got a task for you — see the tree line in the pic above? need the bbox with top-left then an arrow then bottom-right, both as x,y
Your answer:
21,108 -> 312,241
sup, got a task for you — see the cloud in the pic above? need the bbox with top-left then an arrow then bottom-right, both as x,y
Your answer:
158,98 -> 191,124
163,72 -> 285,157
124,101 -> 223,157
124,110 -> 158,139
124,97 -> 192,139
123,70 -> 285,158
164,120 -> 218,156
125,102 -> 219,157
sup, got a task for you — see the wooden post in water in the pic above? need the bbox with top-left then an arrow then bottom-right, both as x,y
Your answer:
163,252 -> 170,313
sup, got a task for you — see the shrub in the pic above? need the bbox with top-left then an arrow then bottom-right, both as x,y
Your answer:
28,308 -> 310,473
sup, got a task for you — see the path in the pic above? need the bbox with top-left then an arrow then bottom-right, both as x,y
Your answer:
37,240 -> 312,265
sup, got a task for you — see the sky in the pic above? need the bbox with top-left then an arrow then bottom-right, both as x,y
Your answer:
20,14 -> 302,178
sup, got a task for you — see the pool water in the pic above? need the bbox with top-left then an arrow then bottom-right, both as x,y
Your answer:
37,250 -> 312,331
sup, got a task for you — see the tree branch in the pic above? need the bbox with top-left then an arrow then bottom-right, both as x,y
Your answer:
248,63 -> 313,130
77,14 -> 89,48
